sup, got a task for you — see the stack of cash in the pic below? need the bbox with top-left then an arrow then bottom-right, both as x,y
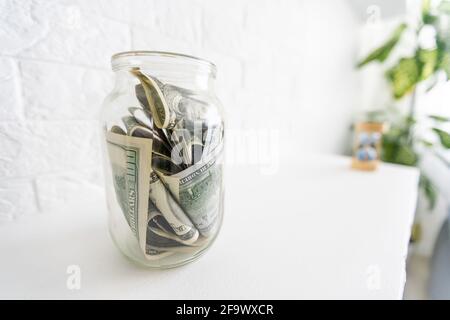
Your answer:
105,68 -> 224,260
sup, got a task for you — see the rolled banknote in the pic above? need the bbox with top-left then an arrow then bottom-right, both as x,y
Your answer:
152,78 -> 183,115
147,219 -> 189,252
130,68 -> 177,129
158,144 -> 223,237
149,171 -> 199,245
110,125 -> 126,135
128,106 -> 153,130
134,81 -> 214,155
122,116 -> 173,159
122,116 -> 153,138
122,115 -> 184,174
146,219 -> 205,254
135,85 -> 176,148
148,218 -> 178,242
152,215 -> 175,236
147,201 -> 197,246
151,81 -> 213,123
152,154 -> 184,175
135,84 -> 150,111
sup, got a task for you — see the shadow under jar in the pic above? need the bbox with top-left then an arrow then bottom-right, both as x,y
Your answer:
100,51 -> 225,268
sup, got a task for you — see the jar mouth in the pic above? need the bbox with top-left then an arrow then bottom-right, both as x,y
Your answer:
111,50 -> 217,76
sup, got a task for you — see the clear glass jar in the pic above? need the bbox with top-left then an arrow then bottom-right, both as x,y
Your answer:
100,51 -> 225,268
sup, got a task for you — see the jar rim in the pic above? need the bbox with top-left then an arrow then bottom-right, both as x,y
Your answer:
111,50 -> 217,73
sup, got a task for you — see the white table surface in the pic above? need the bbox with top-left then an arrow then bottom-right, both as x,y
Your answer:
0,155 -> 419,299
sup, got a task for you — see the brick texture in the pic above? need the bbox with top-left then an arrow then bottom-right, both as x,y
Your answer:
0,0 -> 359,220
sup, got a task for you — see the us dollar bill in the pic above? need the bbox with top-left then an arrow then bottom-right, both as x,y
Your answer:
105,131 -> 153,255
130,68 -> 177,129
110,125 -> 126,135
122,116 -> 174,160
149,171 -> 199,245
158,144 -> 223,237
122,115 -> 153,138
147,202 -> 192,253
128,106 -> 153,130
147,200 -> 207,247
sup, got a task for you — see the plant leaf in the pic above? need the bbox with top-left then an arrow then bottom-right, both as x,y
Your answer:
386,57 -> 419,99
381,138 -> 397,164
420,174 -> 437,210
381,133 -> 418,166
439,52 -> 450,79
423,0 -> 431,16
357,24 -> 407,68
420,139 -> 434,147
422,0 -> 438,24
418,49 -> 438,80
429,115 -> 450,122
394,144 -> 418,166
433,128 -> 450,148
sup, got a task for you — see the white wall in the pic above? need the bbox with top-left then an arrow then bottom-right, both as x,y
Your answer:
0,0 -> 359,221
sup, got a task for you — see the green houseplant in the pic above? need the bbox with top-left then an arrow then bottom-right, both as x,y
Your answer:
358,0 -> 450,209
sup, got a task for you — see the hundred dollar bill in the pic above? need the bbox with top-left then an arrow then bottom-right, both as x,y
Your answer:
130,68 -> 177,129
122,116 -> 173,160
146,224 -> 205,254
122,116 -> 184,174
158,81 -> 183,118
110,125 -> 126,135
152,154 -> 184,175
145,208 -> 175,259
128,106 -> 153,130
135,76 -> 220,129
105,131 -> 153,255
150,80 -> 212,121
149,171 -> 199,245
135,84 -> 176,149
134,80 -> 212,153
147,200 -> 208,248
135,84 -> 150,111
159,144 -> 223,237
147,201 -> 192,246
122,116 -> 153,138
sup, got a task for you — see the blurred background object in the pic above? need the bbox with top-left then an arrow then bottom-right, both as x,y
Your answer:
355,0 -> 450,299
351,121 -> 385,171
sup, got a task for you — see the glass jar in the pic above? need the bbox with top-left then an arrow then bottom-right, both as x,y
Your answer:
100,51 -> 225,268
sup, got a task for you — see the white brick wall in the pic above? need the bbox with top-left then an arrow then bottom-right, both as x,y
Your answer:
0,0 -> 360,222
